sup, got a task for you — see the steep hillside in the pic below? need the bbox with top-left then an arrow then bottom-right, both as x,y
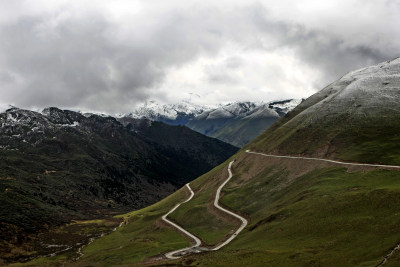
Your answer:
17,59 -> 400,267
0,107 -> 237,263
248,58 -> 400,165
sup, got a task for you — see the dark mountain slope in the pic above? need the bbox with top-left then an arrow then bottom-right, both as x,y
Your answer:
0,107 -> 237,262
119,117 -> 240,181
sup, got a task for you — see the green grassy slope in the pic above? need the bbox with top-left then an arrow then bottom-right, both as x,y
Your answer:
54,152 -> 399,267
180,155 -> 400,266
168,162 -> 239,245
19,153 -> 399,266
247,109 -> 400,165
72,160 -> 239,266
73,188 -> 192,267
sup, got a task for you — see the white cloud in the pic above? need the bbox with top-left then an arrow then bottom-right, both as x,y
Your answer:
159,47 -> 318,105
0,0 -> 398,114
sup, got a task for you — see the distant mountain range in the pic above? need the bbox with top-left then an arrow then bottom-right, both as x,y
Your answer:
0,106 -> 237,262
127,100 -> 212,126
129,99 -> 302,147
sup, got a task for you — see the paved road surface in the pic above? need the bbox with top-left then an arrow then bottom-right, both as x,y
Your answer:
246,150 -> 400,169
163,161 -> 248,259
211,161 -> 248,251
162,184 -> 202,259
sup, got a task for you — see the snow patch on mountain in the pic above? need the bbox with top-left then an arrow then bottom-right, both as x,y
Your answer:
82,112 -> 110,118
129,100 -> 213,121
201,102 -> 260,120
269,99 -> 303,113
293,57 -> 400,124
198,99 -> 301,121
0,104 -> 14,114
246,105 -> 279,119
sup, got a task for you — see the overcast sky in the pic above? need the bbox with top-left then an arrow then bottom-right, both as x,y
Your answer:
0,0 -> 399,114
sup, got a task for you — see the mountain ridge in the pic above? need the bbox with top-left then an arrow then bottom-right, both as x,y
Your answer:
248,57 -> 400,165
187,99 -> 301,147
127,100 -> 214,126
128,99 -> 301,147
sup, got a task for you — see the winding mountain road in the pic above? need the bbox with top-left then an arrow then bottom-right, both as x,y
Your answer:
211,161 -> 248,251
162,149 -> 400,260
163,161 -> 248,259
162,151 -> 399,260
245,150 -> 400,169
162,184 -> 202,259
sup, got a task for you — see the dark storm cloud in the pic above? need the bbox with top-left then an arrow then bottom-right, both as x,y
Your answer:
0,10 -> 225,113
196,3 -> 398,90
247,6 -> 393,87
0,15 -> 151,112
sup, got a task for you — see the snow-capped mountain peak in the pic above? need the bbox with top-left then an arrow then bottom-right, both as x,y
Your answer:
128,100 -> 214,125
